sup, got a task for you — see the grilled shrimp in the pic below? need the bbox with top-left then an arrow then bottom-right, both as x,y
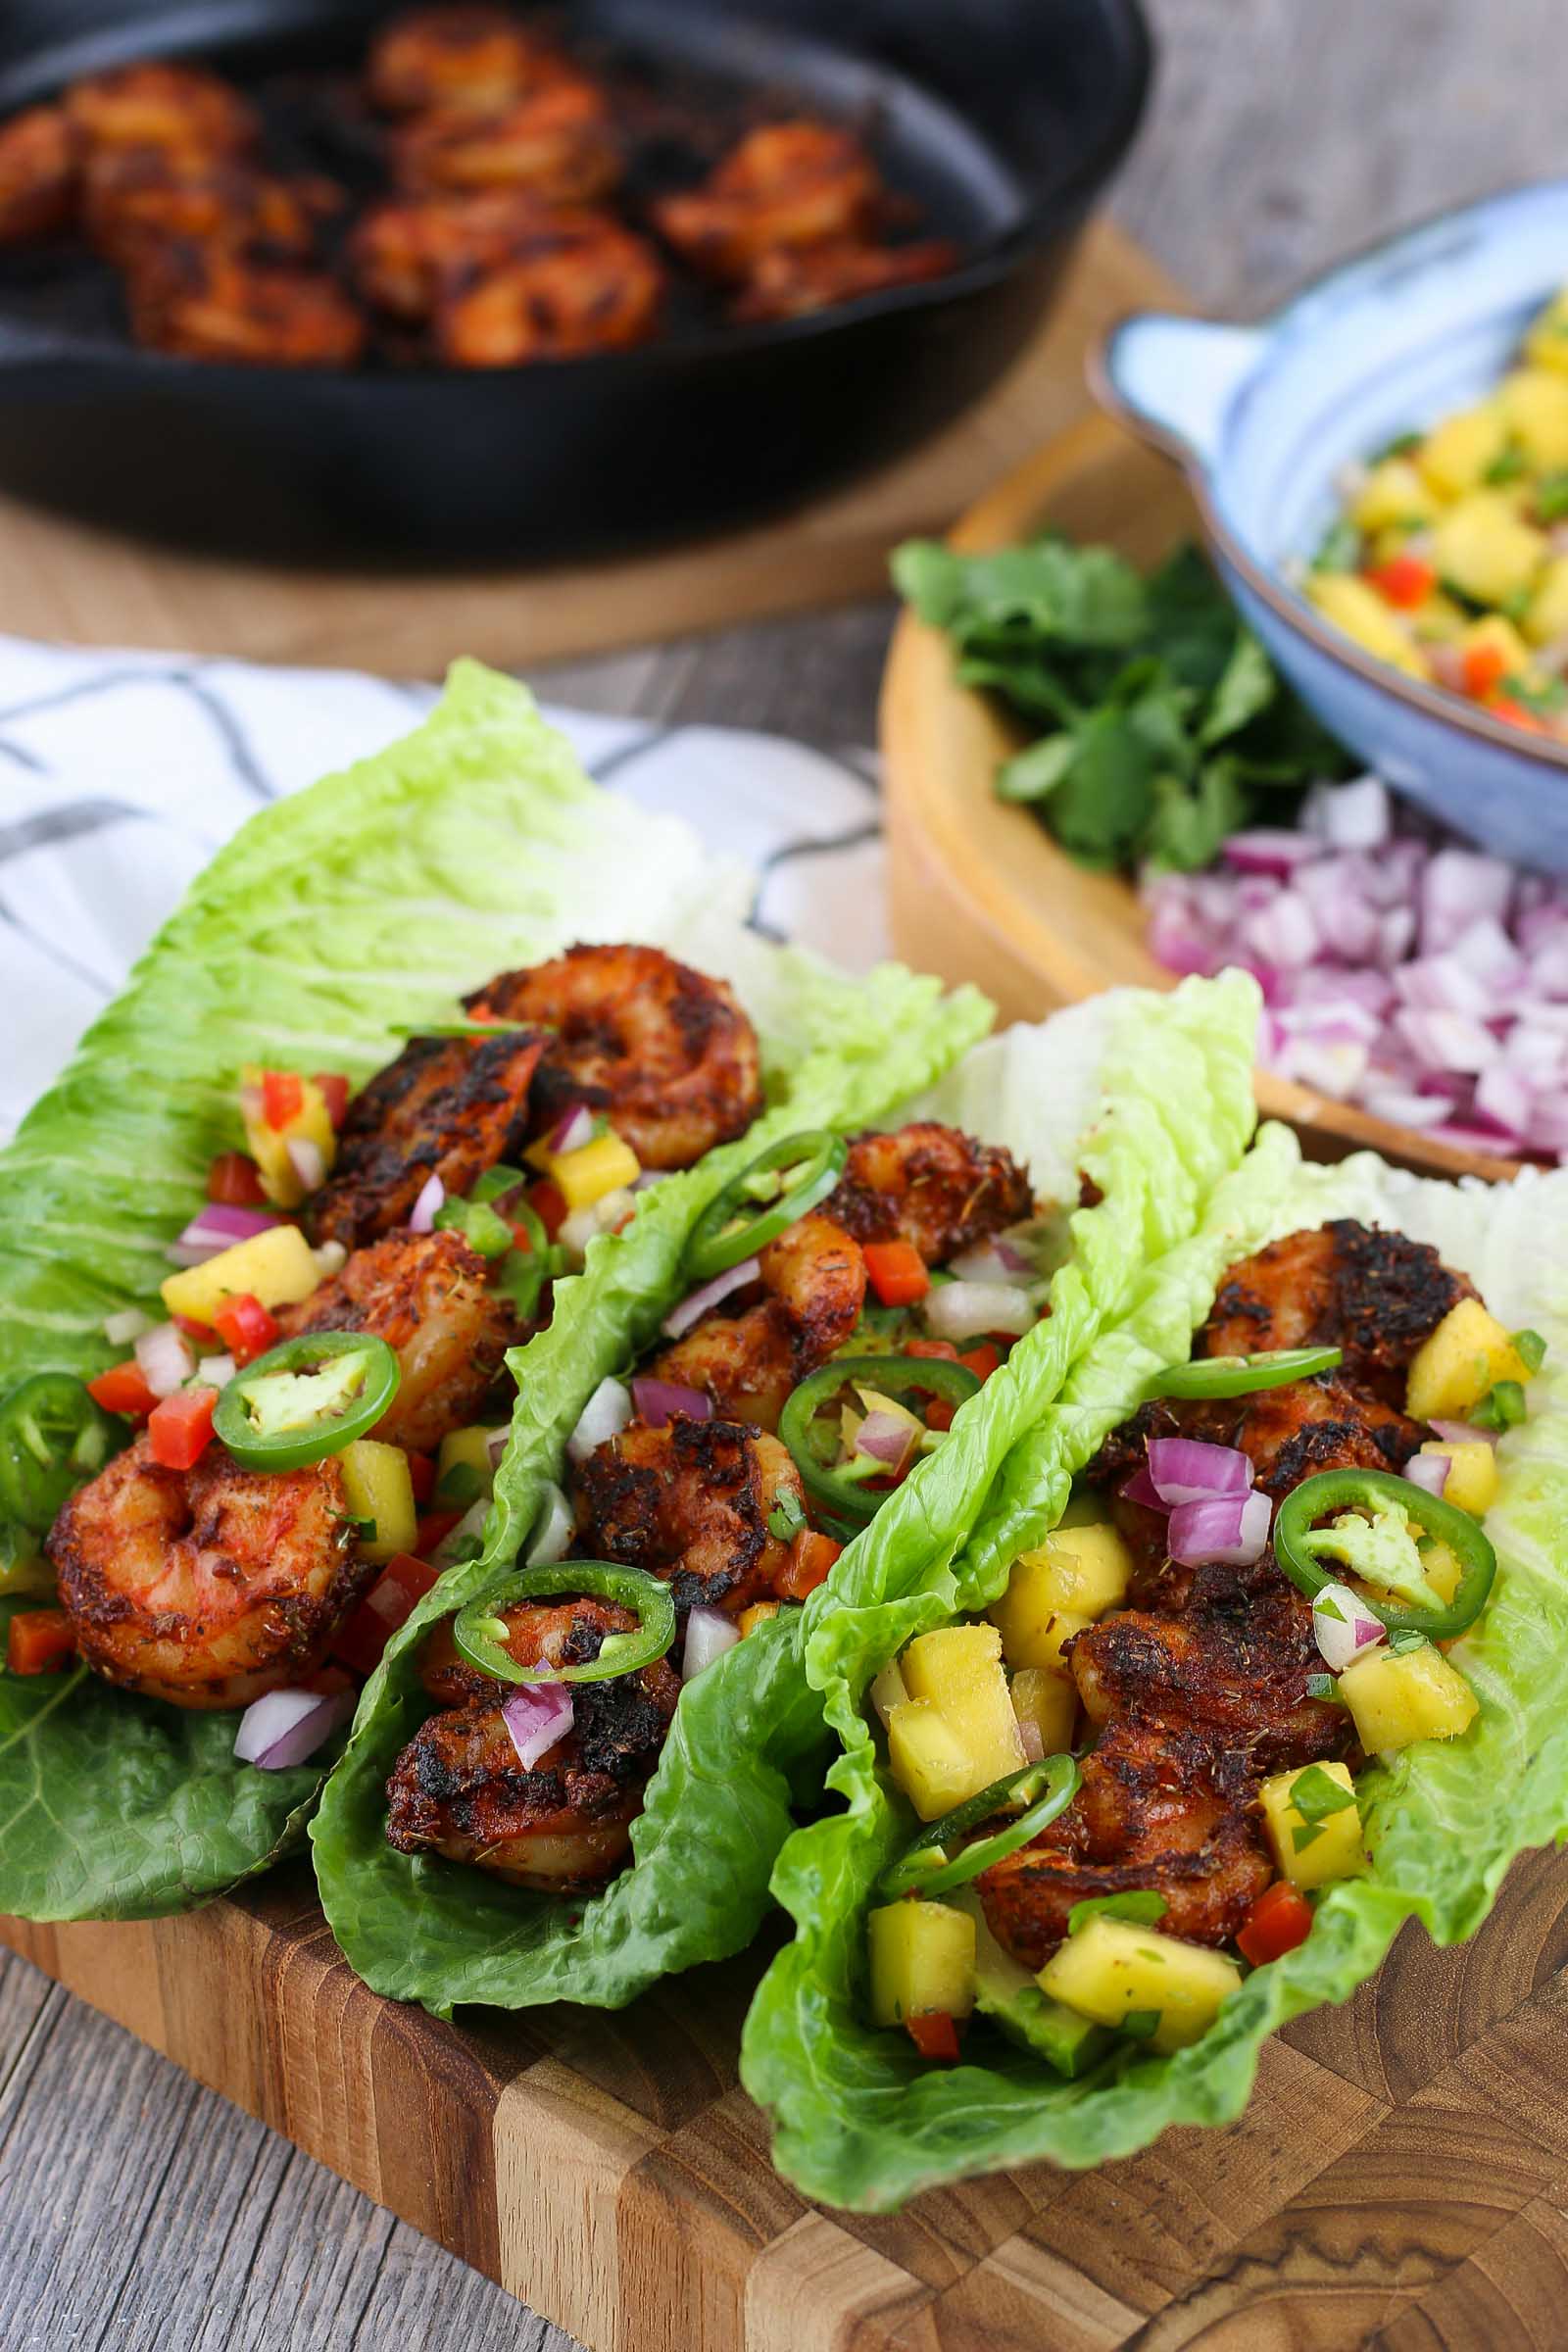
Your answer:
574,1417 -> 807,1614
434,211 -> 662,363
311,1024 -> 547,1250
642,1210 -> 864,1431
65,64 -> 259,162
823,1124 -> 1033,1265
473,945 -> 761,1168
350,187 -> 546,318
1071,1597 -> 1348,1774
48,1436 -> 367,1709
123,242 -> 368,365
653,122 -> 880,283
1200,1221 -> 1475,1402
276,1228 -> 517,1454
368,7 -> 569,116
392,81 -> 619,206
83,148 -> 335,269
385,1596 -> 681,1889
731,236 -> 956,323
977,1723 -> 1272,1970
0,106 -> 78,247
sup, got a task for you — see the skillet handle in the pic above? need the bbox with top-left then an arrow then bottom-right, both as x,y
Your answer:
1093,312 -> 1266,471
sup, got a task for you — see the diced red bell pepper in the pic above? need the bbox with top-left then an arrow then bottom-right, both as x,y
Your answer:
407,1450 -> 437,1505
333,1551 -> 443,1678
905,1338 -> 959,1362
1236,1880 -> 1314,1968
303,1663 -> 356,1698
1462,641 -> 1508,700
958,1341 -> 1003,1383
923,1398 -> 956,1434
173,1312 -> 215,1342
88,1361 -> 159,1421
208,1150 -> 268,1208
313,1072 -> 351,1131
415,1509 -> 464,1559
147,1386 -> 218,1471
6,1609 -> 76,1676
213,1292 -> 280,1367
261,1069 -> 305,1130
528,1179 -> 568,1241
779,1528 -> 842,1600
906,2011 -> 961,2063
863,1239 -> 930,1307
1488,694 -> 1549,734
1366,553 -> 1436,610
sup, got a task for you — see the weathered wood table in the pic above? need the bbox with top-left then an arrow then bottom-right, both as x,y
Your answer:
4,3 -> 1564,2342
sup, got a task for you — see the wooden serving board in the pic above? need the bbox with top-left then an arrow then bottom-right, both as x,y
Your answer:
8,1837 -> 1568,2348
0,219 -> 1176,676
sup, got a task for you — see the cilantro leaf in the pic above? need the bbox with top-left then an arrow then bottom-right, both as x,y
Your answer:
1067,1888 -> 1168,1935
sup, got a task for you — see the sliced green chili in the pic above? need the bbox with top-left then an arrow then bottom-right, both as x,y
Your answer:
1273,1467 -> 1495,1640
878,1754 -> 1080,1898
434,1195 -> 514,1259
472,1163 -> 529,1204
213,1331 -> 401,1471
1147,1346 -> 1344,1400
453,1561 -> 675,1686
778,1353 -> 981,1522
0,1373 -> 123,1534
684,1129 -> 848,1281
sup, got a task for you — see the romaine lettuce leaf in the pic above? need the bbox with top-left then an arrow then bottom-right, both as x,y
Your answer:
0,660 -> 986,1921
742,1136 -> 1568,2209
312,973 -> 1265,2014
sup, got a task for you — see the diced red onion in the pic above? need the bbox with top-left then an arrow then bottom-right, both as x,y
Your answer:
524,1482 -> 576,1566
1403,1450 -> 1449,1498
485,1423 -> 512,1472
286,1136 -> 325,1193
631,1376 -> 713,1428
924,1280 -> 1036,1343
949,1240 -> 1035,1288
1429,1418 -> 1496,1449
1311,1579 -> 1386,1674
662,1256 -> 760,1340
1167,1488 -> 1272,1566
104,1306 -> 153,1347
1120,1468 -> 1165,1511
165,1202 -> 279,1267
1146,1438 -> 1253,1506
409,1172 -> 444,1233
546,1103 -> 596,1155
1222,829 -> 1321,876
855,1409 -> 917,1475
1301,775 -> 1390,851
1015,1712 -> 1046,1763
565,1375 -> 633,1464
135,1321 -> 195,1398
682,1606 -> 741,1679
233,1684 -> 356,1770
503,1683 -> 574,1770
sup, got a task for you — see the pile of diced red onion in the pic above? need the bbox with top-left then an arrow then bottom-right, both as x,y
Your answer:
1143,776 -> 1568,1157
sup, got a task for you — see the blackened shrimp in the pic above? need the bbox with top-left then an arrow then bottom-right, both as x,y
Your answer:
1199,1221 -> 1475,1402
433,210 -> 663,364
368,7 -> 570,116
48,1437 -> 367,1709
65,64 -> 259,162
822,1123 -> 1033,1265
310,1023 -> 548,1250
731,236 -> 956,323
473,943 -> 761,1168
392,81 -> 619,206
123,241 -> 368,366
276,1228 -> 517,1453
640,1210 -> 864,1431
0,106 -> 78,247
350,187 -> 546,319
572,1418 -> 807,1614
653,122 -> 880,283
385,1596 -> 681,1889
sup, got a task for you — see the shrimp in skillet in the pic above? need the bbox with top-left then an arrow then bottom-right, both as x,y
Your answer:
123,240 -> 368,365
641,1210 -> 865,1432
731,235 -> 956,323
0,106 -> 78,247
653,122 -> 880,283
65,63 -> 259,163
350,187 -> 546,319
433,210 -> 662,363
368,7 -> 570,117
275,1228 -> 518,1453
822,1123 -> 1034,1263
1200,1220 -> 1475,1403
573,1418 -> 807,1615
48,1437 -> 368,1709
474,944 -> 761,1168
83,148 -> 336,269
385,1596 -> 681,1889
392,80 -> 620,207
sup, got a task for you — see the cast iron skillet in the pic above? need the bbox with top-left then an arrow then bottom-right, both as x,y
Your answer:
0,0 -> 1152,561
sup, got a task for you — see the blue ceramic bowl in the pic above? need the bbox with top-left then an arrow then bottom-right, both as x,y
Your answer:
1094,181 -> 1568,871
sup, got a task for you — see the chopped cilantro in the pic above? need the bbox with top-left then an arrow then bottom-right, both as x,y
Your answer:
1473,1380 -> 1528,1433
1513,1328 -> 1548,1373
1373,428 -> 1422,461
1538,472 -> 1568,524
1067,1888 -> 1168,1936
1287,1765 -> 1357,1824
767,1488 -> 807,1543
1485,444 -> 1528,485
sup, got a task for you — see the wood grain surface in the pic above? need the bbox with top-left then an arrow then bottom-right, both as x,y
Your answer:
5,5 -> 1568,2346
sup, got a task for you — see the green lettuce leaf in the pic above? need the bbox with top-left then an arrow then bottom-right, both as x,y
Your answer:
741,1136 -> 1568,2209
0,660 -> 985,1922
312,973 -> 1264,2015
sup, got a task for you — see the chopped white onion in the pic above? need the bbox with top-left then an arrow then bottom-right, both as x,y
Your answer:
313,1240 -> 348,1280
409,1172 -> 444,1233
104,1306 -> 153,1347
682,1606 -> 741,1680
924,1281 -> 1036,1343
524,1481 -> 576,1566
234,1685 -> 355,1770
949,1240 -> 1034,1288
194,1353 -> 236,1392
662,1256 -> 760,1340
566,1375 -> 633,1465
485,1423 -> 513,1472
1311,1580 -> 1386,1674
135,1321 -> 196,1398
286,1136 -> 325,1193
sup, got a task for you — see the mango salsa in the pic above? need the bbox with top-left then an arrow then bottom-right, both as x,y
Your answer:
1258,1761 -> 1366,1889
898,1625 -> 1025,1800
1036,1916 -> 1242,2055
339,1439 -> 416,1564
1338,1641 -> 1478,1753
162,1220 -> 320,1325
868,1899 -> 975,2029
1405,1298 -> 1535,1423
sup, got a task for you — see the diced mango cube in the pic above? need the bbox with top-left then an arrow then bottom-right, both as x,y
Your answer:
1525,288 -> 1568,376
162,1220 -> 320,1325
738,1600 -> 781,1638
1458,612 -> 1533,677
545,1131 -> 641,1212
886,1699 -> 982,1822
1417,405 -> 1508,497
1421,1540 -> 1463,1606
1496,368 -> 1568,466
1339,1642 -> 1478,1753
1431,492 -> 1547,609
438,1424 -> 497,1490
1010,1665 -> 1078,1758
900,1623 -> 1026,1795
1524,554 -> 1568,648
1352,457 -> 1439,534
339,1439 -> 416,1564
241,1068 -> 337,1211
1418,1439 -> 1499,1518
1258,1761 -> 1365,1889
989,1530 -> 1124,1671
868,1899 -> 975,2029
1036,1916 -> 1242,2055
1304,573 -> 1427,675
1405,1298 -> 1535,1422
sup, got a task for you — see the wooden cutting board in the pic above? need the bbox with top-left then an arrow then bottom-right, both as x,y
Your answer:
6,1836 -> 1568,2349
0,217 -> 1177,674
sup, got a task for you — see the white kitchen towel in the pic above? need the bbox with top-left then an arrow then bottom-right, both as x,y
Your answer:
0,637 -> 888,1143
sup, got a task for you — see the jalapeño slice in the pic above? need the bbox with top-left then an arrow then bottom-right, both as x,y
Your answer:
453,1561 -> 676,1686
214,1331 -> 401,1471
1273,1466 -> 1495,1641
778,1353 -> 981,1523
1146,1346 -> 1344,1401
0,1373 -> 124,1534
878,1755 -> 1080,1899
684,1129 -> 848,1281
